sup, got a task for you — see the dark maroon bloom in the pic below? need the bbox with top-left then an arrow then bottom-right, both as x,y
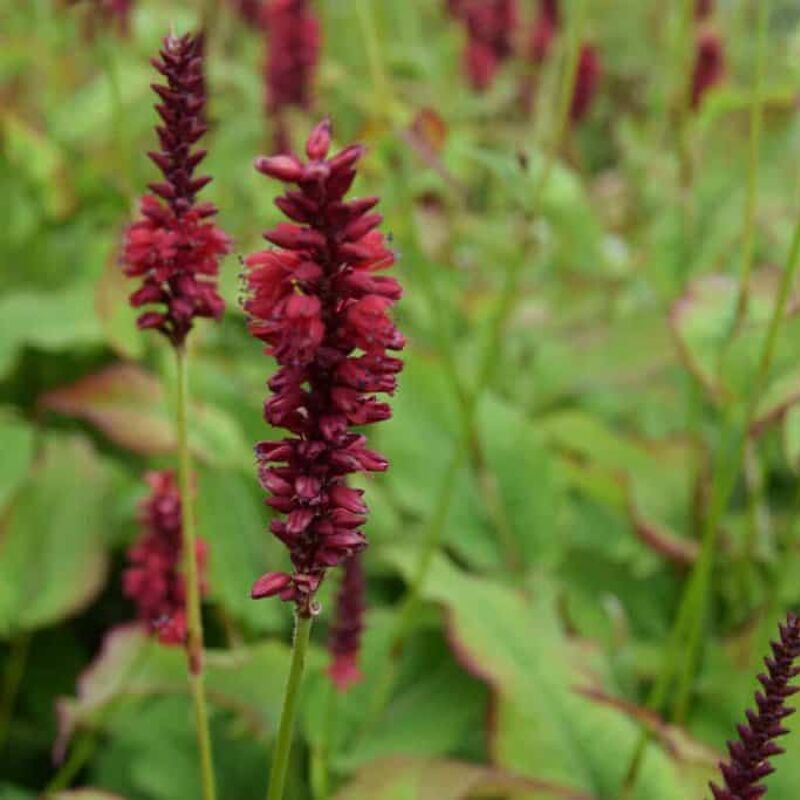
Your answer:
710,613 -> 800,799
695,0 -> 714,20
328,554 -> 366,691
691,30 -> 725,110
570,43 -> 601,123
528,0 -> 559,65
122,33 -> 231,348
460,0 -> 518,91
122,471 -> 208,646
264,0 -> 320,114
230,0 -> 265,27
244,119 -> 403,616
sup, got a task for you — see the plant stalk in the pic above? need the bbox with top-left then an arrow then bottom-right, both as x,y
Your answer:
736,0 -> 769,323
267,613 -> 314,800
175,345 -> 217,800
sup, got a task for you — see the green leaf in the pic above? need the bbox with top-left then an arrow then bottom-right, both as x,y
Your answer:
195,466 -> 285,633
0,435 -> 111,637
0,409 -> 35,511
334,756 -> 587,800
0,284 -> 103,378
385,550 -> 710,799
56,624 -> 295,757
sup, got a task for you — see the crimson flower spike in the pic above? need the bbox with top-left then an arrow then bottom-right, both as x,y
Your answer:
244,119 -> 404,618
122,32 -> 231,348
264,0 -> 320,151
122,471 -> 209,646
461,0 -> 518,92
690,30 -> 725,111
710,613 -> 800,800
528,0 -> 560,65
328,554 -> 366,691
570,43 -> 601,124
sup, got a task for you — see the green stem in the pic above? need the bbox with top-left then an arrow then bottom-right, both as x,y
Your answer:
358,0 -> 587,740
623,211 -> 800,793
735,0 -> 769,323
354,0 -> 391,119
311,680 -> 337,800
267,613 -> 313,800
175,346 -> 217,800
0,633 -> 31,754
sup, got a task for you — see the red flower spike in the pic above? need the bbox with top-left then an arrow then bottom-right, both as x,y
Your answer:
691,30 -> 725,110
121,33 -> 231,348
570,43 -> 601,123
263,0 -> 320,151
328,554 -> 365,691
458,0 -> 518,91
528,0 -> 559,65
245,120 -> 404,616
122,471 -> 209,646
710,613 -> 800,800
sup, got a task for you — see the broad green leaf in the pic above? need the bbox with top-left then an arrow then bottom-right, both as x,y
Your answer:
56,624 -> 295,757
334,756 -> 588,800
39,362 -> 250,466
385,549 -> 710,799
0,409 -> 35,511
0,284 -> 103,378
195,466 -> 285,634
0,435 -> 111,637
476,393 -> 562,568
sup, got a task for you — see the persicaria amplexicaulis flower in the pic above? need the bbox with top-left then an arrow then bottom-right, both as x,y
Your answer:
710,612 -> 800,799
122,32 -> 231,348
122,471 -> 208,646
230,0 -> 265,28
460,0 -> 518,92
264,0 -> 320,151
245,119 -> 404,617
528,0 -> 559,65
328,554 -> 365,691
691,30 -> 725,110
570,43 -> 601,123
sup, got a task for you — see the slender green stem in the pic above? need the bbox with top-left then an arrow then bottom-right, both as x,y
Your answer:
267,613 -> 313,800
0,633 -> 31,754
622,212 -> 800,794
357,0 -> 587,740
175,346 -> 217,800
736,0 -> 769,322
311,680 -> 337,800
355,0 -> 391,119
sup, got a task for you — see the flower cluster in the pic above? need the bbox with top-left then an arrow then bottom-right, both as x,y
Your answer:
570,44 -> 602,123
264,0 -> 320,115
328,554 -> 366,691
245,119 -> 403,616
230,0 -> 265,28
122,33 -> 231,348
458,0 -> 518,91
122,471 -> 208,646
528,0 -> 559,65
690,30 -> 725,110
710,613 -> 800,799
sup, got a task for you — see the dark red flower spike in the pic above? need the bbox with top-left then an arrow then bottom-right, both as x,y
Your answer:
245,119 -> 403,617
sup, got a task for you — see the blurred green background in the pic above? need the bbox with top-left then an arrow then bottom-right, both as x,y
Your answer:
5,0 -> 800,798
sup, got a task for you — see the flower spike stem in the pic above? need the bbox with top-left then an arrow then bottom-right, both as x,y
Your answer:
175,345 -> 217,800
267,613 -> 314,800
